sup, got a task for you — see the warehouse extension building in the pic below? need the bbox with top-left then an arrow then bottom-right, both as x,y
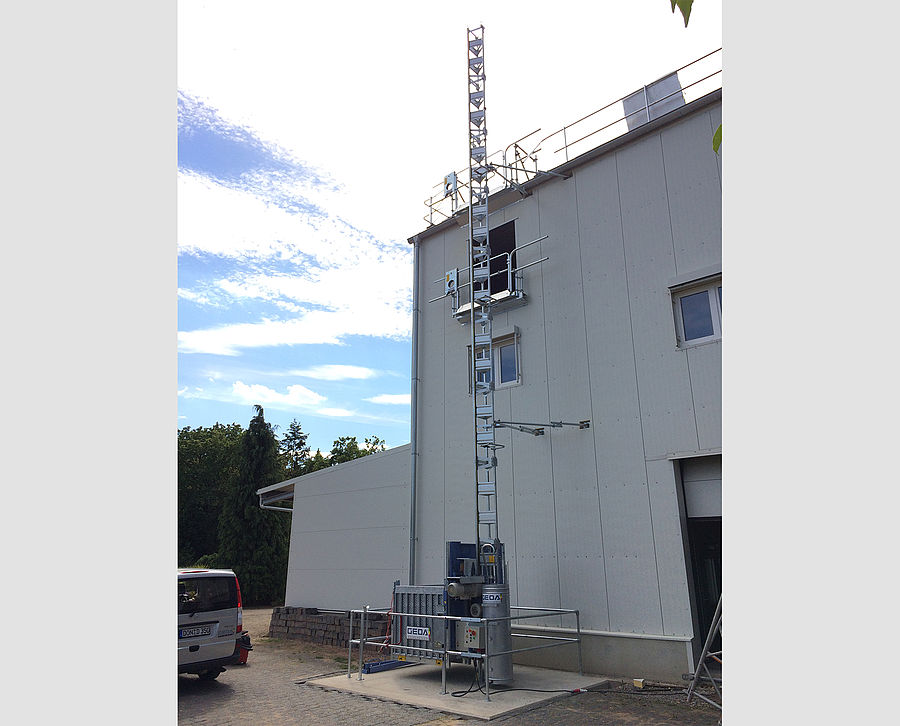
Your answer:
257,51 -> 722,683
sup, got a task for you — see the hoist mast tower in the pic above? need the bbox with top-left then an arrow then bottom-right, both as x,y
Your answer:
465,25 -> 502,583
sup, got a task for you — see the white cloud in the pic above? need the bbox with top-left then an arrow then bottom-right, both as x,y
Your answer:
232,380 -> 326,408
316,407 -> 355,418
177,168 -> 413,356
179,305 -> 410,356
290,365 -> 379,381
178,287 -> 221,306
178,170 -> 404,265
365,394 -> 411,405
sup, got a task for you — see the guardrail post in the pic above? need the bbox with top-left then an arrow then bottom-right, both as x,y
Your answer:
442,616 -> 449,694
358,604 -> 368,681
347,609 -> 354,678
576,609 -> 583,676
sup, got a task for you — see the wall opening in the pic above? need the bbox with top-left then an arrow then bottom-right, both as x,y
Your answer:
686,517 -> 721,653
489,220 -> 516,294
680,455 -> 722,654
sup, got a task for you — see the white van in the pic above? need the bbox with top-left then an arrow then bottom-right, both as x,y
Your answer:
178,568 -> 243,680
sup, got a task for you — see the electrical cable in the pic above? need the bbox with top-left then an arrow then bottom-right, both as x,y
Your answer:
450,662 -> 483,698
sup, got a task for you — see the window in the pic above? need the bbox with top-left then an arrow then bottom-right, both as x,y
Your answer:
496,338 -> 518,386
468,333 -> 520,392
178,576 -> 237,615
672,278 -> 722,346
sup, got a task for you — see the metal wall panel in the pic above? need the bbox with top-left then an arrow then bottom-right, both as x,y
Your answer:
574,156 -> 655,631
284,445 -> 410,609
502,200 -> 559,614
646,458 -> 694,636
414,228 -> 450,584
685,344 -> 722,451
532,180 -> 606,623
616,134 -> 700,458
285,566 -> 399,611
660,111 -> 723,277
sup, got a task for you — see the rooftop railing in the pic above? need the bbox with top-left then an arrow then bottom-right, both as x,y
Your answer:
424,48 -> 721,227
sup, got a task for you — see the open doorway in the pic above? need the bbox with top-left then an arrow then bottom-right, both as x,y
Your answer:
680,455 -> 722,653
488,220 -> 516,294
686,517 -> 721,652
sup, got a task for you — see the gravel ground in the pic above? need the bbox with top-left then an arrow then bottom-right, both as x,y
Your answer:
178,607 -> 722,725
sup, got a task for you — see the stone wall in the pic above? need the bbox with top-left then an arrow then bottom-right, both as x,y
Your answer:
267,606 -> 390,649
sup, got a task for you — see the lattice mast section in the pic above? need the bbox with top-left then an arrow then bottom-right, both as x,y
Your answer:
466,26 -> 500,583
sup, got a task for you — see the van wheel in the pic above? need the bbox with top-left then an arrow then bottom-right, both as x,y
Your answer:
198,669 -> 221,681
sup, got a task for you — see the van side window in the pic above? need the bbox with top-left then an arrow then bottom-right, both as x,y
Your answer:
178,577 -> 237,614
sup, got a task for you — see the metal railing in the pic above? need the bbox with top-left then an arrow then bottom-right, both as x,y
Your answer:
424,48 -> 721,226
427,234 -> 550,317
348,603 -> 582,702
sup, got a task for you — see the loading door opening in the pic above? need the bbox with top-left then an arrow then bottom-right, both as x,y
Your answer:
680,455 -> 722,656
686,517 -> 721,653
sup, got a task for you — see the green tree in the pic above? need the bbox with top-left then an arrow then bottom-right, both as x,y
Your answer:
177,423 -> 243,566
217,405 -> 290,605
329,435 -> 386,464
329,435 -> 363,463
303,448 -> 331,473
364,435 -> 387,454
280,418 -> 310,478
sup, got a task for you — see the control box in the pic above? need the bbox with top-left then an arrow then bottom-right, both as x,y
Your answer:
456,620 -> 484,650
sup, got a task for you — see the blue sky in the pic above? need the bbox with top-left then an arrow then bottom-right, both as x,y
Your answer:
176,1 -> 722,453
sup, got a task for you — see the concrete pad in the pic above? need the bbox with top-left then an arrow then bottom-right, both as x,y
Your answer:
307,663 -> 609,721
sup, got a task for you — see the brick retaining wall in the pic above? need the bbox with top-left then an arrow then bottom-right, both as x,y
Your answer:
268,606 -> 390,649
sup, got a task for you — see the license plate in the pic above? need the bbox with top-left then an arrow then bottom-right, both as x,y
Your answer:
179,625 -> 211,639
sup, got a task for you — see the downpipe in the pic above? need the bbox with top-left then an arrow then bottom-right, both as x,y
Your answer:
408,238 -> 420,585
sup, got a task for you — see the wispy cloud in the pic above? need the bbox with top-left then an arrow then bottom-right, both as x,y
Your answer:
176,94 -> 413,357
178,91 -> 334,213
178,307 -> 409,356
317,407 -> 355,418
178,286 -> 227,307
289,365 -> 379,381
365,394 -> 411,405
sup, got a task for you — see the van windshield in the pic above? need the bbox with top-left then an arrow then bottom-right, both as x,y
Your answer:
178,576 -> 237,614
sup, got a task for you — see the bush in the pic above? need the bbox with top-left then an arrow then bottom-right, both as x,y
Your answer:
191,552 -> 222,569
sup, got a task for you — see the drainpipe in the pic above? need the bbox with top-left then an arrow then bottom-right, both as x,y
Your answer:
408,236 -> 420,585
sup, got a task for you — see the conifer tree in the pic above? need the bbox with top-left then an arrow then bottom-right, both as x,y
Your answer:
280,418 -> 310,478
217,405 -> 290,605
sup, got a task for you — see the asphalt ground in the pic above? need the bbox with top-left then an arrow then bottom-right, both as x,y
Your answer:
177,607 -> 722,725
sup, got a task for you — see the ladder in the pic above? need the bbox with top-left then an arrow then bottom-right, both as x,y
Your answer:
685,593 -> 722,710
466,26 -> 500,582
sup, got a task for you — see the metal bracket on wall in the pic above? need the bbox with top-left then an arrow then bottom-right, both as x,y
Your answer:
493,419 -> 591,436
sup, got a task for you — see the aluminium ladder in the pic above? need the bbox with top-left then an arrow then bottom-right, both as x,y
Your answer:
685,593 -> 722,710
466,26 -> 501,583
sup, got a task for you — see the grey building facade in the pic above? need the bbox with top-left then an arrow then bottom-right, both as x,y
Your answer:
261,83 -> 722,682
407,89 -> 721,681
